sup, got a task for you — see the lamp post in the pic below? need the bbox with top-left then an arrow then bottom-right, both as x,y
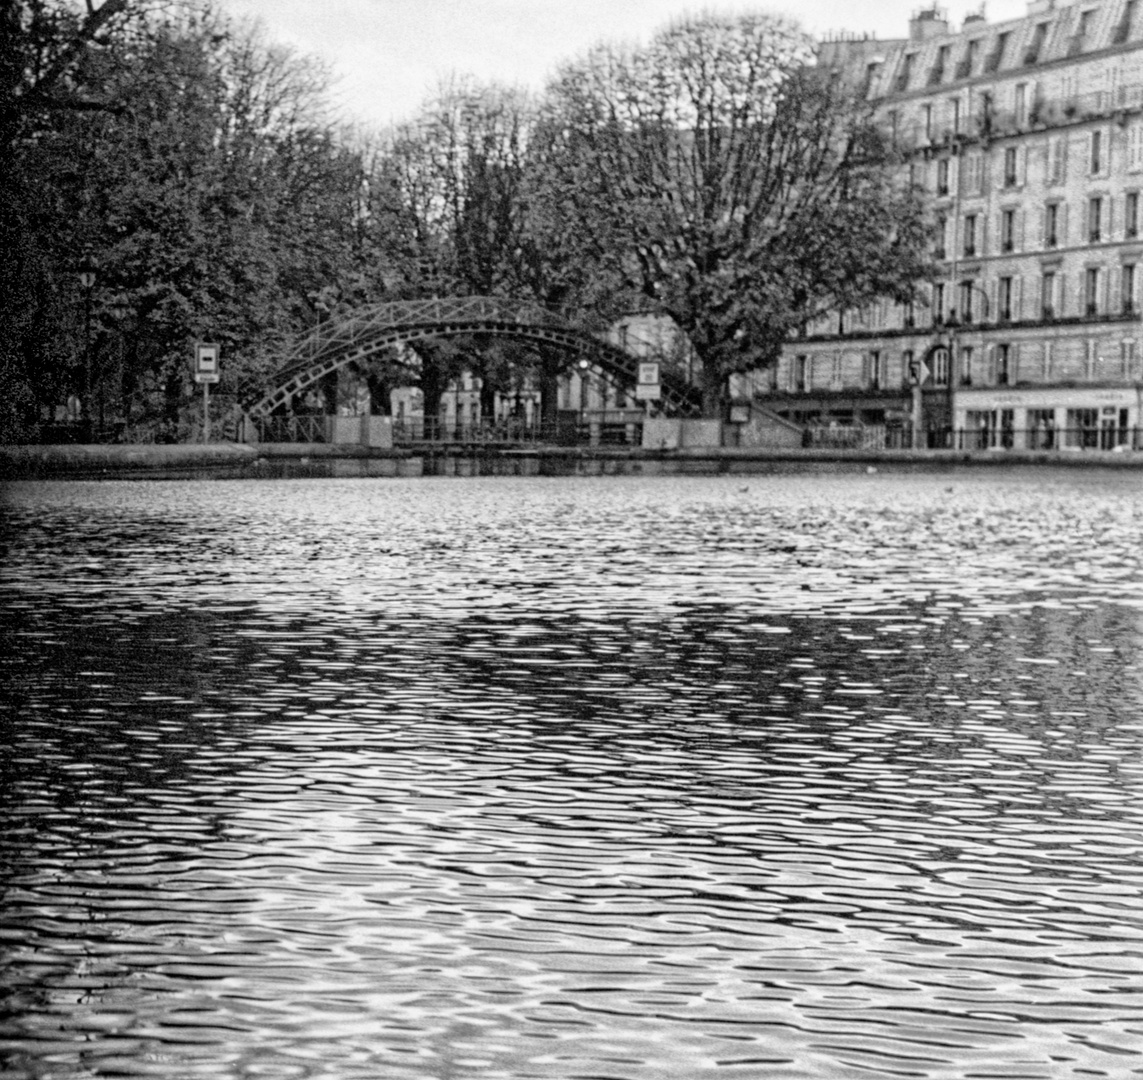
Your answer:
943,281 -> 991,448
106,293 -> 131,438
578,357 -> 590,437
77,254 -> 97,438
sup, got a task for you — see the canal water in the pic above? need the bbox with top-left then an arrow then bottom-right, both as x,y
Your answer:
1,471 -> 1142,1080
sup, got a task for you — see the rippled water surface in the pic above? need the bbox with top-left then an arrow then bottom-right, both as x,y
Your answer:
2,471 -> 1143,1079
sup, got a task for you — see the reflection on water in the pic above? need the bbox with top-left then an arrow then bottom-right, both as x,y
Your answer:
1,471 -> 1142,1079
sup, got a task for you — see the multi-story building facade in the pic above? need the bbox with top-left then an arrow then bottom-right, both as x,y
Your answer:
750,0 -> 1143,450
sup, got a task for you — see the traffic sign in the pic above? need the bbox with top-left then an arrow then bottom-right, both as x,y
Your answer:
635,360 -> 661,401
194,342 -> 220,377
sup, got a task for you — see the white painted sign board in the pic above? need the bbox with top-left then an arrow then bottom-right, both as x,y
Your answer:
635,361 -> 660,401
194,342 -> 221,384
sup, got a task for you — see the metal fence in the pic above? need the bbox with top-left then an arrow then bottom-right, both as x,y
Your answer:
808,424 -> 1141,452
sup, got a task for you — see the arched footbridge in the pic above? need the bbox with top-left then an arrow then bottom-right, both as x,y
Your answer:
242,296 -> 702,419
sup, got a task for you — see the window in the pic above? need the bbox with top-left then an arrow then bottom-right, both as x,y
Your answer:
999,276 -> 1014,321
923,103 -> 933,141
1089,196 -> 1103,242
1025,23 -> 1048,64
1091,130 -> 1102,175
1003,147 -> 1019,187
1086,267 -> 1101,315
963,213 -> 978,257
1128,124 -> 1143,173
986,32 -> 1009,72
1116,0 -> 1136,43
901,349 -> 914,388
1014,83 -> 1027,125
1001,209 -> 1017,252
996,343 -> 1012,386
1127,192 -> 1139,238
964,152 -> 983,195
959,280 -> 977,322
933,282 -> 946,324
1048,138 -> 1067,184
1123,264 -> 1136,314
933,346 -> 950,386
932,45 -> 950,84
936,158 -> 950,196
867,351 -> 881,390
1045,202 -> 1060,247
1122,339 -> 1138,378
950,97 -> 962,135
794,355 -> 808,392
959,345 -> 974,385
963,39 -> 979,78
897,53 -> 915,92
1042,270 -> 1057,318
935,214 -> 948,259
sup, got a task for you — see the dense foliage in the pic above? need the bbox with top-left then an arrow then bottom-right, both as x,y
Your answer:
0,1 -> 930,441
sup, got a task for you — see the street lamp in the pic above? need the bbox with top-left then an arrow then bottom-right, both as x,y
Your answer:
106,293 -> 131,437
77,254 -> 97,437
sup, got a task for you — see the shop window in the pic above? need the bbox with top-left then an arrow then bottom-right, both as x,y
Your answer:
1027,408 -> 1056,450
1065,408 -> 1100,449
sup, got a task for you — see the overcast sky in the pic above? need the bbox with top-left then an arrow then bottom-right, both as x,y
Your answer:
217,0 -> 1029,129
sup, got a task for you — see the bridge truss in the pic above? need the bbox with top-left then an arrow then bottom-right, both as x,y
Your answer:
243,296 -> 702,419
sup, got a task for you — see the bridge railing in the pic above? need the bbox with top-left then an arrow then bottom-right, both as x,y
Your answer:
252,415 -> 328,443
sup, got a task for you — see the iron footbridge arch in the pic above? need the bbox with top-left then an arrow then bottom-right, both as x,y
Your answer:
243,296 -> 701,419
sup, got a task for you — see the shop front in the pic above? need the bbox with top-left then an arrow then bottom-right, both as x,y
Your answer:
954,387 -> 1142,452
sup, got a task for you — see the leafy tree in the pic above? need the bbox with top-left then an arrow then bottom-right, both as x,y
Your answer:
540,12 -> 932,415
0,1 -> 388,440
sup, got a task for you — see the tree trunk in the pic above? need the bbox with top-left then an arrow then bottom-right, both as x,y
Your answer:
320,370 -> 338,414
539,353 -> 560,425
366,372 -> 390,415
698,355 -> 724,419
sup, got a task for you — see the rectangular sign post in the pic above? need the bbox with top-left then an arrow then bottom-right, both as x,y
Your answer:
634,361 -> 661,403
194,343 -> 221,443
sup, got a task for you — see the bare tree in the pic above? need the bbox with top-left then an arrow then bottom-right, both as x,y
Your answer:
540,12 -> 931,415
